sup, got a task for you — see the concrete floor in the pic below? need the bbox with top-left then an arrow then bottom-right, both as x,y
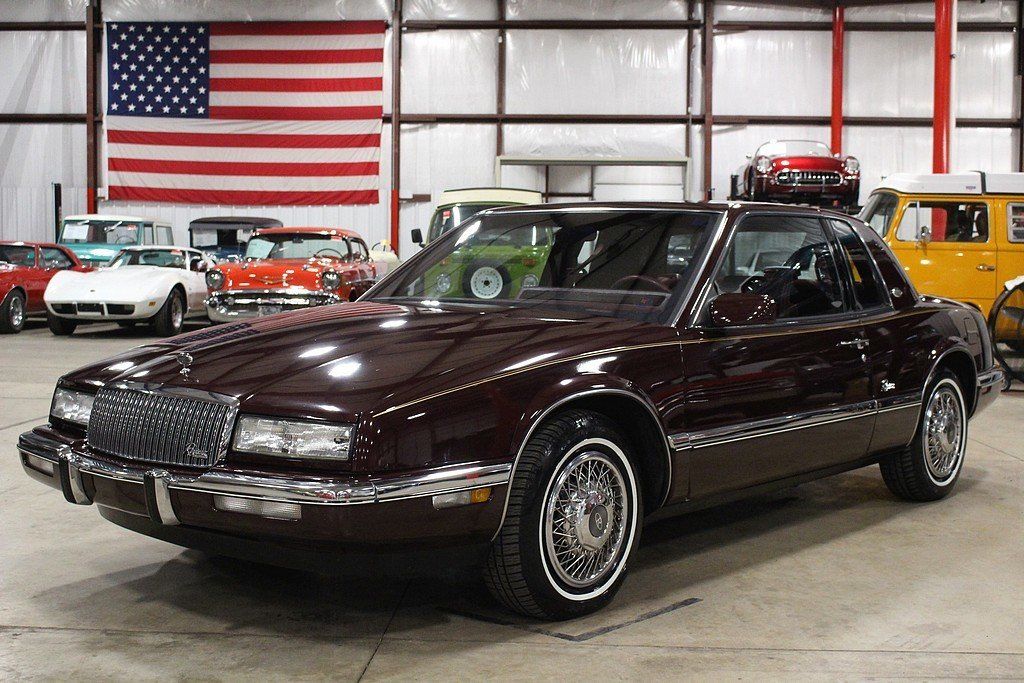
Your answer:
1,320 -> 1022,681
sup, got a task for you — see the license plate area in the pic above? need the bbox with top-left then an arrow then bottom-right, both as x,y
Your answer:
258,304 -> 282,316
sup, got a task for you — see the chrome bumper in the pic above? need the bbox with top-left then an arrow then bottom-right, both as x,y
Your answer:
977,366 -> 1004,391
205,290 -> 340,322
18,430 -> 511,527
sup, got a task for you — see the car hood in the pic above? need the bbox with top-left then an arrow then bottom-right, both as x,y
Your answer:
767,155 -> 845,171
63,243 -> 121,264
65,300 -> 677,422
45,266 -> 175,302
213,258 -> 344,291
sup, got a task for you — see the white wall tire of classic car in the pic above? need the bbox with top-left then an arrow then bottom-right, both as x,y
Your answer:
43,247 -> 214,337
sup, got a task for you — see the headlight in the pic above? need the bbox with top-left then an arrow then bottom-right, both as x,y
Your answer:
754,156 -> 772,174
522,273 -> 539,288
435,272 -> 452,294
321,270 -> 342,291
232,415 -> 353,460
206,270 -> 225,290
844,156 -> 860,174
51,387 -> 94,426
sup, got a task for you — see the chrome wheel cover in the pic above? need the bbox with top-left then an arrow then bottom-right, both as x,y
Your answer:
468,266 -> 503,299
924,383 -> 964,482
171,294 -> 184,329
10,295 -> 24,327
543,450 -> 629,589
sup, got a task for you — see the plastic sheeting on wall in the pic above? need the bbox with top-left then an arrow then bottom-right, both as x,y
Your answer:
846,32 -> 933,118
102,0 -> 390,21
957,32 -> 1015,119
0,31 -> 85,114
506,31 -> 687,115
405,0 -> 496,21
505,0 -> 689,21
402,30 -> 497,114
0,0 -> 87,22
713,30 -> 830,116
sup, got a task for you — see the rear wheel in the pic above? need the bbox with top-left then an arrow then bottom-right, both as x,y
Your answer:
485,410 -> 642,620
47,312 -> 77,336
152,289 -> 185,337
879,370 -> 967,501
0,290 -> 25,334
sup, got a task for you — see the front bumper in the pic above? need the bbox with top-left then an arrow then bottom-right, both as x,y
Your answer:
18,426 -> 510,550
206,289 -> 341,322
46,301 -> 153,320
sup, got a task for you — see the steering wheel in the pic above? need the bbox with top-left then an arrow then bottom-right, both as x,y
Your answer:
740,275 -> 767,293
314,248 -> 344,259
610,275 -> 672,293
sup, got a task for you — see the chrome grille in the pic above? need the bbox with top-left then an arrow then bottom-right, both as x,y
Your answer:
776,170 -> 842,186
87,385 -> 235,468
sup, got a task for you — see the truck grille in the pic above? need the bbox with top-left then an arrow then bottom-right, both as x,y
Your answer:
87,385 -> 236,468
776,170 -> 842,186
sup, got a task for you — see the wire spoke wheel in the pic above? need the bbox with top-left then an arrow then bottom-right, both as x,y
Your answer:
923,384 -> 964,482
990,283 -> 1024,384
543,450 -> 628,589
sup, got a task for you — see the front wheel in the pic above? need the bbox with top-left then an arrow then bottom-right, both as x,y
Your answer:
152,289 -> 185,337
879,371 -> 967,501
47,312 -> 77,336
0,290 -> 26,334
485,410 -> 642,620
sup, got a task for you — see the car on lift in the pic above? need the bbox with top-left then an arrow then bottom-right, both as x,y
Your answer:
56,214 -> 175,266
0,241 -> 87,334
188,216 -> 282,262
204,227 -> 376,322
19,202 -> 1001,620
412,187 -> 543,247
44,246 -> 214,337
730,140 -> 860,211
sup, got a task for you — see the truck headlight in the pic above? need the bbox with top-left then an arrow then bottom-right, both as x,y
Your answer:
206,270 -> 226,290
51,388 -> 95,426
233,415 -> 353,460
321,270 -> 342,291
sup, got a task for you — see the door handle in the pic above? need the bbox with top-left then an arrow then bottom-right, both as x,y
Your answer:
976,263 -> 996,272
838,338 -> 869,350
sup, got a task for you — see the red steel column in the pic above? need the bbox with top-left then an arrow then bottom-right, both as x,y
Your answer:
830,6 -> 844,155
390,0 -> 402,255
932,0 -> 953,173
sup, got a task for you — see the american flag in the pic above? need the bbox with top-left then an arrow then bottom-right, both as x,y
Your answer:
105,20 -> 384,205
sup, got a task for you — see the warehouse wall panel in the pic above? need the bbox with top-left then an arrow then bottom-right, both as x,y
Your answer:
402,30 -> 497,114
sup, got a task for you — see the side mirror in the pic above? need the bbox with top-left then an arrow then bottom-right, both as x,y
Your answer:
918,225 -> 932,244
411,228 -> 424,247
708,292 -> 778,327
191,260 -> 208,272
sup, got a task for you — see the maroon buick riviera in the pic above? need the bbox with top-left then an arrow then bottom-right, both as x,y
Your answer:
19,203 -> 1001,619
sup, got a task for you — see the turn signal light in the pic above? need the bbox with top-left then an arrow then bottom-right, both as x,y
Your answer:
213,495 -> 301,521
432,487 -> 492,510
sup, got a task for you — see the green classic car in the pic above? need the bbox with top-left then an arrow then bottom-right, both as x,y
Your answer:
58,214 -> 175,266
425,224 -> 553,300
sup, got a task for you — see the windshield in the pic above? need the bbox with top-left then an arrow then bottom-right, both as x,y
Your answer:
428,203 -> 510,243
245,234 -> 349,260
191,227 -> 251,248
60,219 -> 143,245
370,209 -> 721,323
109,249 -> 187,268
858,192 -> 899,236
756,140 -> 832,158
0,245 -> 35,266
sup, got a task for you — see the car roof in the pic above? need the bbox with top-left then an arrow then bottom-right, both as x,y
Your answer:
875,171 -> 1024,195
64,213 -> 170,224
253,226 -> 364,239
188,216 -> 283,229
0,240 -> 62,249
483,200 -> 835,214
119,245 -> 197,252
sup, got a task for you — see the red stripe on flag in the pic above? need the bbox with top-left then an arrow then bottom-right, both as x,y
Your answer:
209,106 -> 383,120
210,21 -> 386,36
210,48 -> 384,64
210,77 -> 383,92
109,157 -> 379,177
107,129 -> 380,148
108,186 -> 379,206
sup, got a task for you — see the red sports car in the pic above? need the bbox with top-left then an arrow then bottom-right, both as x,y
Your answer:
730,139 -> 860,210
0,242 -> 87,334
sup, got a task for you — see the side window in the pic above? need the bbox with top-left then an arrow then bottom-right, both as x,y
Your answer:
40,248 -> 73,270
859,192 -> 899,237
1008,203 -> 1024,243
828,220 -> 886,309
355,240 -> 370,260
156,226 -> 173,244
896,201 -> 989,243
713,215 -> 846,320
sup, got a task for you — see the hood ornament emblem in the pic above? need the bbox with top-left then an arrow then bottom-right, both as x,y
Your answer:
175,351 -> 194,379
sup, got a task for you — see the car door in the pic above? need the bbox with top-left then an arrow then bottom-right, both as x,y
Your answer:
682,213 -> 875,498
999,200 -> 1024,303
891,199 -> 997,312
184,252 -> 211,310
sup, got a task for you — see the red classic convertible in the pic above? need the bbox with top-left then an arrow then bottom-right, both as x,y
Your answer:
731,139 -> 861,210
205,227 -> 377,322
0,241 -> 86,334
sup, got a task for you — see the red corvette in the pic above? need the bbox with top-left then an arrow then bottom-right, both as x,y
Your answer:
205,227 -> 377,322
0,242 -> 87,334
731,139 -> 860,210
